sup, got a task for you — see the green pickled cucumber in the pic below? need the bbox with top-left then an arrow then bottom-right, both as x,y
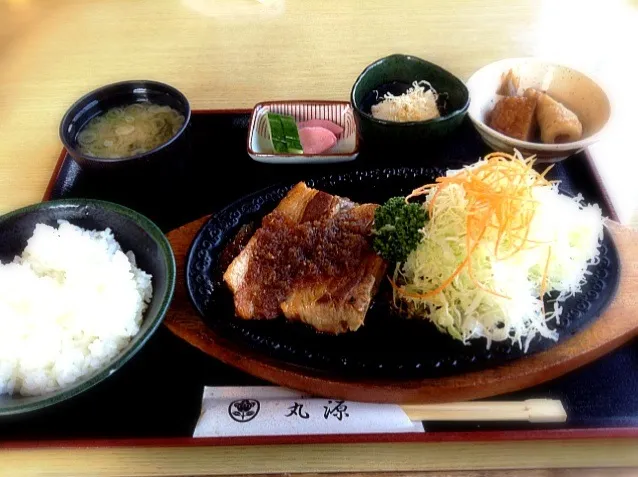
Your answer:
266,113 -> 303,154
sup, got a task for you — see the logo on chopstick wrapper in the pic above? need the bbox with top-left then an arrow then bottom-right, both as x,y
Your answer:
228,399 -> 260,422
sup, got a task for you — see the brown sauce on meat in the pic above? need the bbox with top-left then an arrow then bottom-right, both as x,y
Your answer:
243,208 -> 375,317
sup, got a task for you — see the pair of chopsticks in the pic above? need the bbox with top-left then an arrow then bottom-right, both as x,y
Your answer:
400,399 -> 566,423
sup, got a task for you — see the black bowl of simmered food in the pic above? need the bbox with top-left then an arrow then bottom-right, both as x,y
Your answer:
351,54 -> 470,152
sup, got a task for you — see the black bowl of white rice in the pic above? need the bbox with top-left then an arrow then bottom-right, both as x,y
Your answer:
0,199 -> 176,417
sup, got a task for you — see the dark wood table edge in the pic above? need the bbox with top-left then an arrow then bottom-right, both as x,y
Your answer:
4,427 -> 638,449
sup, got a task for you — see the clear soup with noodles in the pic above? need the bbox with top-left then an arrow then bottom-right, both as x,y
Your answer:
77,103 -> 185,159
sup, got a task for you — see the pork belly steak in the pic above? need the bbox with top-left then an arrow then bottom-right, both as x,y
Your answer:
223,182 -> 387,334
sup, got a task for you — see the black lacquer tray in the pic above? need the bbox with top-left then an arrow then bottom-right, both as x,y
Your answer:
1,110 -> 634,443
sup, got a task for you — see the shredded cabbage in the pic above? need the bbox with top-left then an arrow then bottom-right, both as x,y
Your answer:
394,156 -> 603,351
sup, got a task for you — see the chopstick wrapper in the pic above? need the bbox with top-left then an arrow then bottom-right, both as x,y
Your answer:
193,386 -> 425,437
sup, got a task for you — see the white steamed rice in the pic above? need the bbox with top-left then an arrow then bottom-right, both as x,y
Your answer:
0,220 -> 153,396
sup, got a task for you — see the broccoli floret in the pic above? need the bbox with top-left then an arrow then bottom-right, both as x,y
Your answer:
372,197 -> 428,263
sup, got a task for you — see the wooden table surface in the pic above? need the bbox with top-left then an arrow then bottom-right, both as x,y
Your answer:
2,0 -> 638,475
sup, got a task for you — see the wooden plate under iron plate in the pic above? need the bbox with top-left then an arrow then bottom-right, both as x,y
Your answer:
165,215 -> 638,403
164,215 -> 638,403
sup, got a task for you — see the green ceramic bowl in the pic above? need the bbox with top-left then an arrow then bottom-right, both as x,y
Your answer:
350,54 -> 470,149
0,199 -> 176,418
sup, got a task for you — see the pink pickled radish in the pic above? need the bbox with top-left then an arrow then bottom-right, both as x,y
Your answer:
298,127 -> 338,154
297,119 -> 344,138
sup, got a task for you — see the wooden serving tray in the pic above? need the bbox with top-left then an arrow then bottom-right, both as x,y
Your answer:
165,215 -> 638,404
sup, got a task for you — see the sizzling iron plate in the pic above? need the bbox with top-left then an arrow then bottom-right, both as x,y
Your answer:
186,167 -> 620,379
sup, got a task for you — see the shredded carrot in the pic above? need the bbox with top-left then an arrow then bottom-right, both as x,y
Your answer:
399,150 -> 554,303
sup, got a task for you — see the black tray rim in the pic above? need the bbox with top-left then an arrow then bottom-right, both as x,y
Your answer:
36,109 -> 636,445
